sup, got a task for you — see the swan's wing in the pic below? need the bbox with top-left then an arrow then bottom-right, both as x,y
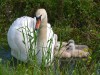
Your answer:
47,23 -> 57,49
47,23 -> 55,48
47,23 -> 51,28
47,23 -> 56,63
7,16 -> 36,62
11,16 -> 36,29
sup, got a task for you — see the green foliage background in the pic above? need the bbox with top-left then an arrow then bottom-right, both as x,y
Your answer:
0,0 -> 100,74
0,0 -> 100,50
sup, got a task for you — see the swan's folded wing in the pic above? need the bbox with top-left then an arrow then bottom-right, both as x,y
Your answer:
7,16 -> 36,62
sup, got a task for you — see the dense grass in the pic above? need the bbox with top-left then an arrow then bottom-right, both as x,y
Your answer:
0,57 -> 99,75
0,0 -> 100,75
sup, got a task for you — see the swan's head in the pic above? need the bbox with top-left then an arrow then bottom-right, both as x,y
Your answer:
66,40 -> 75,46
35,9 -> 47,30
66,40 -> 75,50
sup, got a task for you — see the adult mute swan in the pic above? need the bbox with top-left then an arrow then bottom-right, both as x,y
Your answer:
7,9 -> 56,66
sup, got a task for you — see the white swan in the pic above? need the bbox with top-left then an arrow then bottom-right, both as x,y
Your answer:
7,16 -> 36,62
7,9 -> 56,66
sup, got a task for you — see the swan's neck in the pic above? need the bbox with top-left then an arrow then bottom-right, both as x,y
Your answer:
68,43 -> 75,50
36,18 -> 48,65
37,18 -> 47,48
41,18 -> 47,27
71,43 -> 75,50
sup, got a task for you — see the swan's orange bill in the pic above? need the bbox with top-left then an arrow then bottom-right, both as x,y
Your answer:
35,19 -> 41,30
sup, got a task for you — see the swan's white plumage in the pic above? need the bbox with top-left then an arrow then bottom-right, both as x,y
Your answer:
46,23 -> 55,65
7,16 -> 36,62
7,9 -> 56,66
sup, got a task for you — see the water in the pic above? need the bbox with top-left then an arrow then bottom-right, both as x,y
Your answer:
0,46 -> 12,63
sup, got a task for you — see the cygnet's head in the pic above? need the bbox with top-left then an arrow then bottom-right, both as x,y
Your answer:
66,40 -> 75,50
35,9 -> 47,30
66,40 -> 75,46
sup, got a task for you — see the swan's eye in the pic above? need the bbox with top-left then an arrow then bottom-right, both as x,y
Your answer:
36,15 -> 42,21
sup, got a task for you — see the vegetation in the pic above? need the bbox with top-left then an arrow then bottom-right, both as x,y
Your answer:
0,0 -> 100,75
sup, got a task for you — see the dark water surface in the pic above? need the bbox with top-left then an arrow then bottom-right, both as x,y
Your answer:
0,46 -> 12,61
0,45 -> 25,67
